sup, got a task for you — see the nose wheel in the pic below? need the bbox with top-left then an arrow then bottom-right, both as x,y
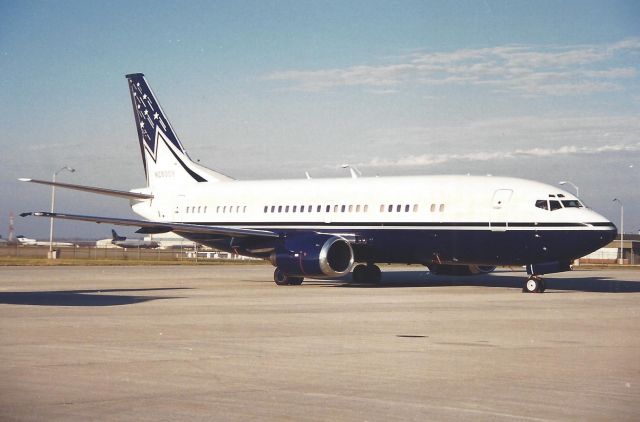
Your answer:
523,276 -> 546,293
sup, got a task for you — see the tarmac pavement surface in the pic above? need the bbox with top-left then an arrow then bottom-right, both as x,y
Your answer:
1,265 -> 639,421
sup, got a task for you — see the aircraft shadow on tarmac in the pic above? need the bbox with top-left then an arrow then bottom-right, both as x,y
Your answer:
0,287 -> 191,307
306,271 -> 640,293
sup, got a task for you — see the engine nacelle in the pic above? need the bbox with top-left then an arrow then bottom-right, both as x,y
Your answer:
270,234 -> 354,278
428,264 -> 496,276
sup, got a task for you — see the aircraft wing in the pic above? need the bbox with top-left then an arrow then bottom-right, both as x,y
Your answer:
20,212 -> 279,238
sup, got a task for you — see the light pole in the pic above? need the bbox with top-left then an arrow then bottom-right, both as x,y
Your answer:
341,164 -> 362,179
49,166 -> 75,259
613,198 -> 624,265
559,181 -> 579,197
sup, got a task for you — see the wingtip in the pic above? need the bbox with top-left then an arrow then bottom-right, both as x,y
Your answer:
18,178 -> 31,182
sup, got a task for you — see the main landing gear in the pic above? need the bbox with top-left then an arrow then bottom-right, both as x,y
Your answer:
523,275 -> 546,293
274,268 -> 303,286
351,263 -> 382,284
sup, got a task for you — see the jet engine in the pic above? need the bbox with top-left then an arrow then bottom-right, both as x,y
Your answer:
428,264 -> 496,276
270,234 -> 354,278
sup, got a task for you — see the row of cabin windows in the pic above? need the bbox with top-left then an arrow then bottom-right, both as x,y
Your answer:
380,204 -> 419,213
185,203 -> 447,215
264,204 -> 370,213
185,206 -> 207,214
378,204 -> 445,213
262,203 -> 445,214
185,205 -> 248,214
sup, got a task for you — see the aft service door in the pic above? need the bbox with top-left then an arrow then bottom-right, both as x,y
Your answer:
490,189 -> 513,231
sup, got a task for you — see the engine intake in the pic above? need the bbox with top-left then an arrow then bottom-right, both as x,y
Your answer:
270,234 -> 354,278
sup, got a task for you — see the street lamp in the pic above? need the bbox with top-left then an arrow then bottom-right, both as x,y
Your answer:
559,181 -> 579,197
48,166 -> 75,259
341,164 -> 362,179
613,198 -> 624,265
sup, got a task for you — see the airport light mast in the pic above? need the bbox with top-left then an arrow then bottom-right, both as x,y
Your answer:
48,166 -> 75,259
559,181 -> 579,197
613,198 -> 624,265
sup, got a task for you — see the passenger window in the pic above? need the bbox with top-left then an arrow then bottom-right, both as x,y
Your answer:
405,204 -> 409,212
341,205 -> 345,212
243,206 -> 246,213
349,205 -> 353,212
439,204 -> 445,212
364,205 -> 368,212
388,205 -> 393,212
284,205 -> 289,212
223,206 -> 226,213
430,204 -> 436,212
356,205 -> 360,212
326,205 -> 330,212
380,205 -> 385,212
413,204 -> 418,212
549,200 -> 562,211
292,205 -> 297,213
317,205 -> 322,212
204,206 -> 207,213
535,200 -> 548,210
278,206 -> 282,213
264,206 -> 268,213
271,206 -> 275,213
186,207 -> 189,214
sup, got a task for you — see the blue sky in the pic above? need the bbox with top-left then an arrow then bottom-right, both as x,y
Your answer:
1,0 -> 639,239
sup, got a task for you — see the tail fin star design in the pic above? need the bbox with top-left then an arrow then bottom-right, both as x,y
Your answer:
125,73 -> 232,186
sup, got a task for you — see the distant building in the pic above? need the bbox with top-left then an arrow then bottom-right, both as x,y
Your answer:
579,234 -> 639,265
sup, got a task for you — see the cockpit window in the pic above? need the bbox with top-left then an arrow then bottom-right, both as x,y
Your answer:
561,200 -> 582,208
549,200 -> 562,211
535,200 -> 548,210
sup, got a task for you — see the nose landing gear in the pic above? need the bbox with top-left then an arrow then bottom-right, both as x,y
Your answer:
523,275 -> 546,293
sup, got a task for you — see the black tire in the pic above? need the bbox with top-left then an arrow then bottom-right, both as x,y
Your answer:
352,264 -> 367,283
539,280 -> 546,293
274,268 -> 290,286
289,277 -> 304,286
524,277 -> 540,293
366,264 -> 382,284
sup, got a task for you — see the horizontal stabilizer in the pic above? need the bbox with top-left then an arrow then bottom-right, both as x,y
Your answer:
18,178 -> 153,200
20,212 -> 280,239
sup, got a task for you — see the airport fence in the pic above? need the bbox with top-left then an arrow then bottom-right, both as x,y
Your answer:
0,245 -> 262,263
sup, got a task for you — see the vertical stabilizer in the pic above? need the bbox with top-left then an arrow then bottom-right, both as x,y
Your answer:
125,73 -> 232,187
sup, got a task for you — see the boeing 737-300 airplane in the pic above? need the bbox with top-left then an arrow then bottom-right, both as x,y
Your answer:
20,73 -> 617,292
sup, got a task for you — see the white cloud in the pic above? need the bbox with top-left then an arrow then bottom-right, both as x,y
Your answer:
362,142 -> 640,168
266,38 -> 640,97
358,115 -> 640,168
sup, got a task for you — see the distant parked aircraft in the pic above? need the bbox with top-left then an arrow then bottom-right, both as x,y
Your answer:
16,235 -> 74,247
110,229 -> 159,249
